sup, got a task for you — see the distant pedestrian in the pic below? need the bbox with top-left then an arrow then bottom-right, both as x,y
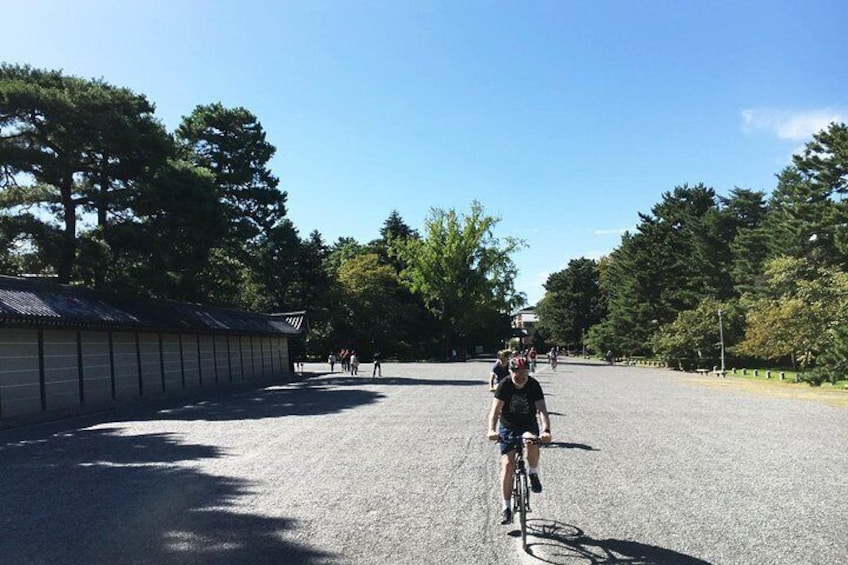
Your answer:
372,352 -> 382,377
350,351 -> 359,375
328,352 -> 337,372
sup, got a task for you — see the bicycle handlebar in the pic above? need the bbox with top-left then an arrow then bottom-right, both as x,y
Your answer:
494,434 -> 541,446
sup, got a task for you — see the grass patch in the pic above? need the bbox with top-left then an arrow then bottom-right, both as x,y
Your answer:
686,367 -> 848,407
726,367 -> 848,388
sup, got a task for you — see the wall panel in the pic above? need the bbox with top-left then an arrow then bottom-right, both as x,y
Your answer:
161,333 -> 182,391
112,333 -> 140,399
81,331 -> 111,405
181,334 -> 200,389
198,335 -> 215,385
43,330 -> 81,410
0,328 -> 40,417
138,333 -> 162,395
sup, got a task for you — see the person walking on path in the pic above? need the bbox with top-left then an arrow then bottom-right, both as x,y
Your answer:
372,352 -> 382,377
328,352 -> 337,372
350,351 -> 359,375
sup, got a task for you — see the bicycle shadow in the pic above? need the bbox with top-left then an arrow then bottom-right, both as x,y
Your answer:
519,519 -> 712,564
543,441 -> 598,451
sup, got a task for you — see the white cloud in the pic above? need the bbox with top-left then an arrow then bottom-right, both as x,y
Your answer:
742,108 -> 844,141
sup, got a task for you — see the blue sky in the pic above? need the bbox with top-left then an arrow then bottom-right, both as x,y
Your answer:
2,1 -> 846,305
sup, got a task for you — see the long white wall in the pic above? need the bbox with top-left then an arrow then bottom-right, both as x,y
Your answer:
0,327 -> 292,422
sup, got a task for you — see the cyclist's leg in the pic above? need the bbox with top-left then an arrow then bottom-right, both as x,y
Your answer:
498,424 -> 518,507
522,420 -> 542,486
526,442 -> 540,467
501,452 -> 516,499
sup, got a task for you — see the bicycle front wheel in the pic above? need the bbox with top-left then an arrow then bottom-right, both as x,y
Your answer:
517,472 -> 528,550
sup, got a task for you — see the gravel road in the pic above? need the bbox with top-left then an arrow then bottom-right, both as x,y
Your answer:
1,358 -> 845,565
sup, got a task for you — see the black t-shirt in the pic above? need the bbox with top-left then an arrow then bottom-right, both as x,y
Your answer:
491,360 -> 510,384
495,377 -> 544,428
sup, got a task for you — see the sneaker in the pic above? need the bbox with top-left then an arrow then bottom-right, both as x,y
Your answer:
500,507 -> 513,524
529,473 -> 542,494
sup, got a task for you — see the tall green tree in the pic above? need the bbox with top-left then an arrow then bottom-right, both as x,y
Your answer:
336,252 -> 420,358
392,201 -> 525,357
176,103 -> 290,309
764,166 -> 839,267
535,257 -> 606,350
0,64 -> 172,283
736,256 -> 848,370
792,121 -> 848,266
722,188 -> 770,296
594,184 -> 731,355
373,209 -> 419,273
649,298 -> 743,370
102,159 -> 227,301
176,103 -> 285,242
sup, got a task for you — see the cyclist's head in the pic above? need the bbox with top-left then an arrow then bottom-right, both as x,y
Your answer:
509,357 -> 529,374
509,357 -> 530,386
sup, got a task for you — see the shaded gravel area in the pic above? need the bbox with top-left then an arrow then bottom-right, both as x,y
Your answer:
1,358 -> 845,564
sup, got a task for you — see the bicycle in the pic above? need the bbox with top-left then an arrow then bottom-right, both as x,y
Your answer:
497,432 -> 541,552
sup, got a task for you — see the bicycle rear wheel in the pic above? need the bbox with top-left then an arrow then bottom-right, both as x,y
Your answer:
517,472 -> 528,550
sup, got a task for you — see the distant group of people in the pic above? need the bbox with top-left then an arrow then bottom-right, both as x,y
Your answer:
328,349 -> 381,377
331,349 -> 359,374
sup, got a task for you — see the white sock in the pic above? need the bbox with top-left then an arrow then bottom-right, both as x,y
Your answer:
503,498 -> 511,510
529,466 -> 538,475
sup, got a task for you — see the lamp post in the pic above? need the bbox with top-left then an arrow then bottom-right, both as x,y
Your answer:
717,308 -> 726,375
581,328 -> 586,358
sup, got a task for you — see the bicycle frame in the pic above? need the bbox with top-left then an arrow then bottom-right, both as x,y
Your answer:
500,433 -> 538,551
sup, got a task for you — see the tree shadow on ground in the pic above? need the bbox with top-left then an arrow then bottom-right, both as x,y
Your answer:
307,374 -> 483,387
149,380 -> 384,422
520,520 -> 711,565
0,426 -> 338,564
1,371 -> 383,431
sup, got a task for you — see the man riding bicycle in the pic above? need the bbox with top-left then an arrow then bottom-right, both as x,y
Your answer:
487,357 -> 552,524
489,350 -> 511,391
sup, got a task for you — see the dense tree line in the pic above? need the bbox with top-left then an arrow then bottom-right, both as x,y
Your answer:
535,122 -> 848,384
0,64 -> 523,360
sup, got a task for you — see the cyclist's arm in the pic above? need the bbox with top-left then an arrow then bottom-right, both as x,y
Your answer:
487,397 -> 504,440
535,398 -> 552,441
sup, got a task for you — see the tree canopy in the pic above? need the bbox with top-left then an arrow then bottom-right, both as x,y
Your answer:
392,201 -> 525,356
5,65 -> 848,376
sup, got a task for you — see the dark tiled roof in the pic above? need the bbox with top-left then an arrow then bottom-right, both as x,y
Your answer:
271,311 -> 307,332
0,276 -> 306,336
